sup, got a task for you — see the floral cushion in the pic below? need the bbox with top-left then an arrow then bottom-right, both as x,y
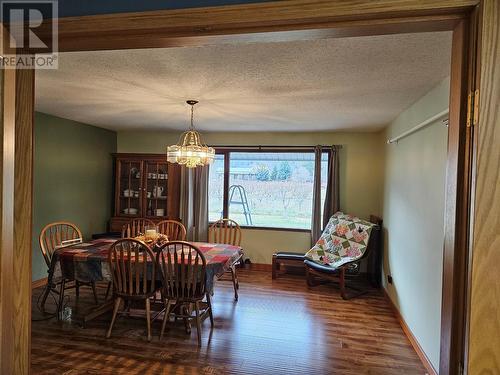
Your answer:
305,212 -> 376,269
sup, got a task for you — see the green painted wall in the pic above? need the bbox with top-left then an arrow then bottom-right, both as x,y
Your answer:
382,77 -> 450,370
118,130 -> 385,264
32,112 -> 116,281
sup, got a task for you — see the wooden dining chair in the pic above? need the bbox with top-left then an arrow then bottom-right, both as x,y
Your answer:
121,218 -> 156,238
156,220 -> 187,241
208,219 -> 242,301
38,221 -> 99,313
157,241 -> 213,346
106,239 -> 160,342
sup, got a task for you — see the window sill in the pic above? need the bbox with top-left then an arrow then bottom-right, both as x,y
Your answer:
230,225 -> 311,233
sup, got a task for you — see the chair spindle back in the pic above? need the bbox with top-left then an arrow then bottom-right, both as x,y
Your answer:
39,222 -> 83,267
209,219 -> 241,246
121,218 -> 156,238
108,239 -> 157,298
157,241 -> 207,301
157,220 -> 187,241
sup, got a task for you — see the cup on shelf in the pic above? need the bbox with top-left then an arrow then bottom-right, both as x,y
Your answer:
153,186 -> 164,198
155,208 -> 165,216
124,189 -> 132,197
124,208 -> 138,215
134,191 -> 139,197
147,191 -> 152,198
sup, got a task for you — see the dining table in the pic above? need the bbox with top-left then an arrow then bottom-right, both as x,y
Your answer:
48,237 -> 244,325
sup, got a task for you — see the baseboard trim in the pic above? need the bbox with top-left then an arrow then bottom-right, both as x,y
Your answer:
383,288 -> 437,375
247,263 -> 272,272
32,277 -> 47,289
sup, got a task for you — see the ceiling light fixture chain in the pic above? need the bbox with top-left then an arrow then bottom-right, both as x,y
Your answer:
187,99 -> 198,130
191,104 -> 194,129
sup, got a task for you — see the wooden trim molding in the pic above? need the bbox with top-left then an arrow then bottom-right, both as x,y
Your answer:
36,0 -> 478,52
383,289 -> 437,375
239,225 -> 310,233
0,46 -> 34,375
439,17 -> 473,375
13,68 -> 34,375
468,0 -> 500,373
0,29 -> 17,375
0,1 -> 489,374
247,263 -> 273,272
32,278 -> 48,290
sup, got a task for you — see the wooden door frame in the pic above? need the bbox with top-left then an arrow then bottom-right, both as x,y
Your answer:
12,67 -> 35,375
1,24 -> 35,375
2,1 -> 485,374
467,2 -> 499,374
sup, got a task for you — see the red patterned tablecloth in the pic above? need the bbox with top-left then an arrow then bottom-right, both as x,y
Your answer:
50,239 -> 243,291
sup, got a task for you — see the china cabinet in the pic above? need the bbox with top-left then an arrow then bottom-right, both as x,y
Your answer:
109,154 -> 181,232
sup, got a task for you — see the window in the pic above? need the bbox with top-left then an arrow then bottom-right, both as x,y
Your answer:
208,154 -> 225,222
208,149 -> 329,230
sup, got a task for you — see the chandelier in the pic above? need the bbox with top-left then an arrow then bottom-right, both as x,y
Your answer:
167,100 -> 215,168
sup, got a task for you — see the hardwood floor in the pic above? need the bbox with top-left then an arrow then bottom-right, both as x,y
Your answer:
31,270 -> 426,374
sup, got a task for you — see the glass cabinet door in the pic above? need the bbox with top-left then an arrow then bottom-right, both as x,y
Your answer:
118,160 -> 143,217
144,161 -> 169,219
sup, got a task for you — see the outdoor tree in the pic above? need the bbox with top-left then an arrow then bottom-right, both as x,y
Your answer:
292,165 -> 312,182
277,161 -> 292,180
275,180 -> 306,218
253,164 -> 270,181
270,165 -> 278,180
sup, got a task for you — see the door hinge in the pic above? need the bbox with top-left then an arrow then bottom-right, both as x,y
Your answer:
473,89 -> 480,126
467,92 -> 472,127
467,89 -> 480,128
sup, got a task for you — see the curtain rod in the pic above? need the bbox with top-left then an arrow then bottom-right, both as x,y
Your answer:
209,145 -> 343,149
387,109 -> 449,144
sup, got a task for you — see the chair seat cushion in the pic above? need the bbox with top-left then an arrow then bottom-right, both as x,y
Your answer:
275,252 -> 306,261
304,259 -> 340,274
305,259 -> 360,276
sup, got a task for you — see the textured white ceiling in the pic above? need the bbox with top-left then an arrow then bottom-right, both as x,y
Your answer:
35,31 -> 452,132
